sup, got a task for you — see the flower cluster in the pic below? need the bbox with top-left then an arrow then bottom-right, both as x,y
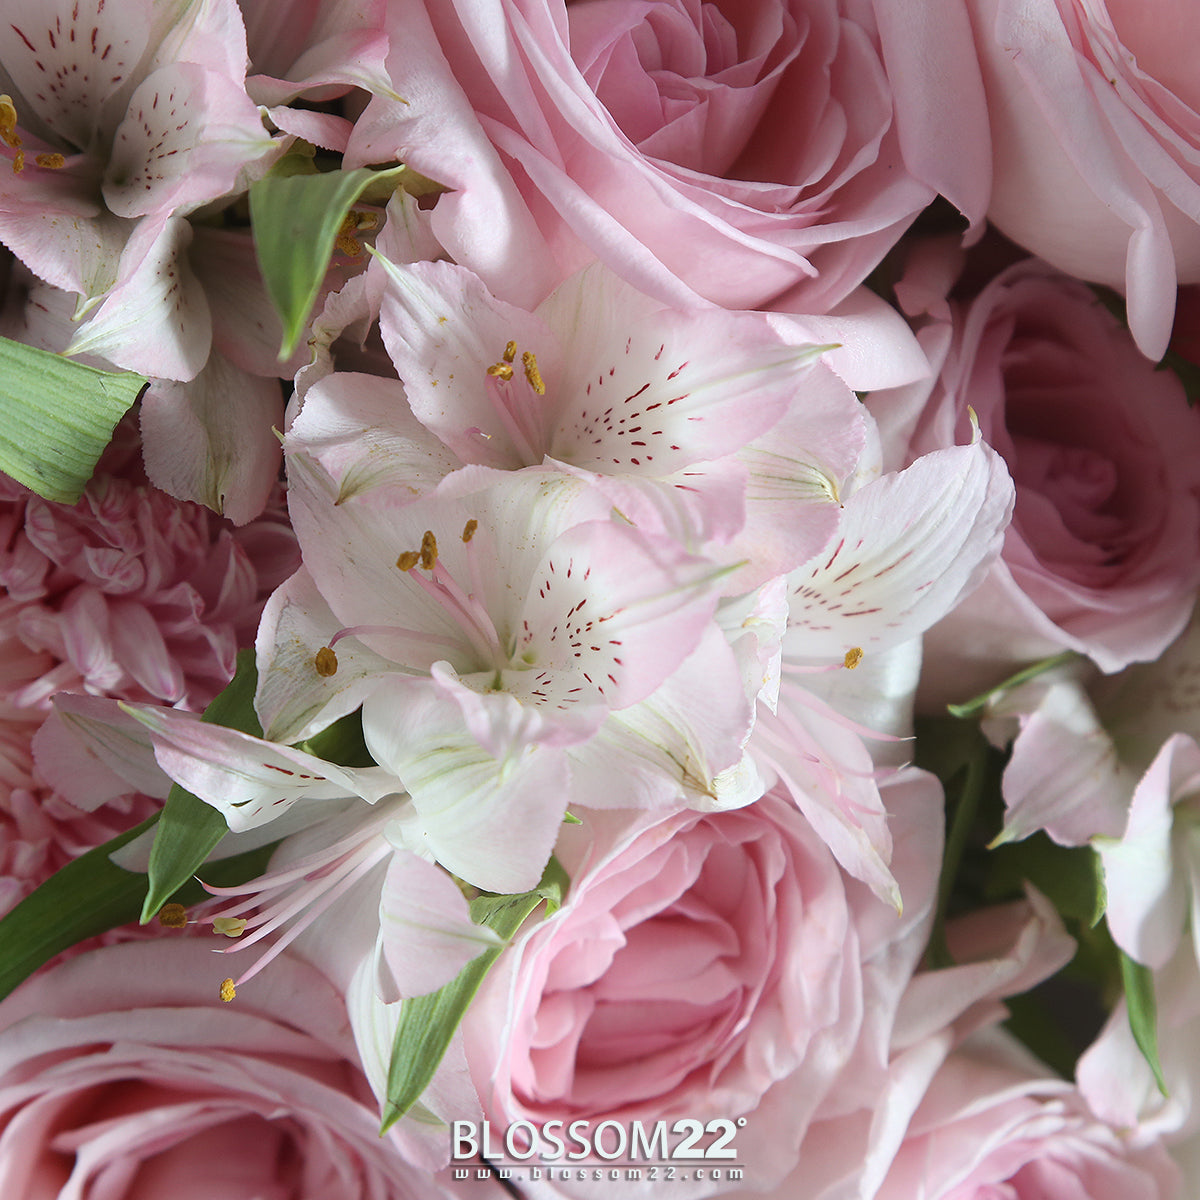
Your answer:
0,0 -> 1198,1197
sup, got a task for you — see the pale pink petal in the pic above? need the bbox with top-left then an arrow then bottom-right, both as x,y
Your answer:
379,850 -> 503,998
48,693 -> 173,803
783,438 -> 1014,661
1100,734 -> 1200,969
116,701 -> 400,830
254,566 -> 392,745
363,677 -> 569,893
66,216 -> 211,381
139,354 -> 284,524
102,63 -> 276,220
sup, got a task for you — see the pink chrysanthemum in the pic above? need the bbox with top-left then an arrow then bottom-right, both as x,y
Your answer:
0,454 -> 297,914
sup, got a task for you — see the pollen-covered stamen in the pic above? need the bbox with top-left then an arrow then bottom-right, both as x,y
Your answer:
157,903 -> 188,928
503,340 -> 517,363
396,549 -> 421,571
34,152 -> 65,169
213,917 -> 247,938
843,647 -> 863,669
522,350 -> 546,395
314,646 -> 338,677
462,519 -> 478,543
0,95 -> 22,151
219,978 -> 237,1002
486,361 -> 514,381
420,530 -> 438,570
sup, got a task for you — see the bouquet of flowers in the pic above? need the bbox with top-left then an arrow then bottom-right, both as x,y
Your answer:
0,1 -> 1197,1196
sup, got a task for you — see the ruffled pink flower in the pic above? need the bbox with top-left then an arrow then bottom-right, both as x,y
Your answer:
461,769 -> 943,1198
871,1029 -> 1181,1200
0,939 -> 474,1198
346,0 -> 991,315
871,246 -> 1200,701
0,451 -> 296,914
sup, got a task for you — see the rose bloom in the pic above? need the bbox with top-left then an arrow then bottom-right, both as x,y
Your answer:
0,939 -> 484,1199
966,0 -> 1200,359
462,771 -> 942,1198
869,248 -> 1200,703
872,1030 -> 1182,1200
347,0 -> 989,315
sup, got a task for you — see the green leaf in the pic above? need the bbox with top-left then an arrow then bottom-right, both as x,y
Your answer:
0,336 -> 146,503
141,649 -> 263,922
1120,950 -> 1168,1097
987,835 -> 1107,927
381,857 -> 569,1132
297,708 -> 374,767
946,651 -> 1081,718
0,816 -> 278,1002
249,164 -> 409,359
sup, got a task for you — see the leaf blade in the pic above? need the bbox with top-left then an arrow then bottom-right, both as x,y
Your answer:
0,336 -> 146,503
1120,950 -> 1168,1097
381,857 -> 569,1132
141,649 -> 264,922
249,165 -> 408,358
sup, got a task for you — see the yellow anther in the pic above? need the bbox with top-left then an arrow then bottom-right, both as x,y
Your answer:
157,903 -> 188,929
843,647 -> 863,670
486,362 -> 514,381
420,529 -> 438,570
0,96 -> 21,149
522,350 -> 545,395
462,518 -> 478,543
34,152 -> 64,169
334,211 -> 362,256
314,646 -> 338,677
213,917 -> 248,938
502,340 -> 517,363
11,148 -> 23,174
219,978 -> 237,1002
396,549 -> 420,571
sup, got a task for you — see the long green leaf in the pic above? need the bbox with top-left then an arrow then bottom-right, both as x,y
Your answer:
0,816 -> 277,1002
1120,950 -> 1168,1097
141,649 -> 263,922
0,336 -> 146,503
381,857 -> 569,1132
249,164 -> 409,359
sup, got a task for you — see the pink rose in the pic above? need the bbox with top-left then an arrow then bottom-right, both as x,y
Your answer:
0,940 -> 474,1198
872,1030 -> 1182,1200
870,248 -> 1200,701
966,0 -> 1200,359
347,0 -> 990,315
462,771 -> 942,1197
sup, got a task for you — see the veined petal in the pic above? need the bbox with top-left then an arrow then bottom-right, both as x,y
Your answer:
255,565 -> 392,744
66,215 -> 212,381
566,624 -> 756,811
378,849 -> 503,999
363,677 -> 568,893
783,438 -> 1014,661
139,353 -> 284,523
285,372 -> 461,504
117,701 -> 400,830
378,255 -> 562,469
102,63 -> 276,220
49,692 -> 174,802
516,519 -> 728,709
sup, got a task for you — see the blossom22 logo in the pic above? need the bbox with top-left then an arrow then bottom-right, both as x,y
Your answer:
452,1118 -> 745,1163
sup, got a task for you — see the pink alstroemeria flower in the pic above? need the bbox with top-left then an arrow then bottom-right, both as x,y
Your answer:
288,254 -> 862,589
0,0 -> 280,381
251,463 -> 747,892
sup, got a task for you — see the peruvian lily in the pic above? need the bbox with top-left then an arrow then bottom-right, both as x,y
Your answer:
751,436 -> 1016,903
288,254 -> 861,587
0,0 -> 281,378
253,460 -> 750,891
